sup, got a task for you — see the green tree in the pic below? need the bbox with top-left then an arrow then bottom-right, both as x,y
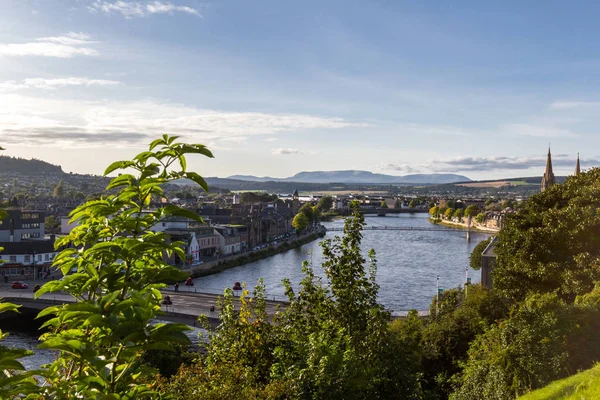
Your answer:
469,237 -> 492,270
380,200 -> 389,208
464,205 -> 479,218
494,169 -> 600,303
317,195 -> 334,212
475,212 -> 485,224
429,205 -> 439,218
34,135 -> 213,398
428,201 -> 436,209
45,214 -> 59,229
412,285 -> 510,398
52,179 -> 65,197
298,203 -> 315,222
453,208 -> 464,222
409,200 -> 416,208
451,294 -> 572,400
292,212 -> 309,232
444,207 -> 455,220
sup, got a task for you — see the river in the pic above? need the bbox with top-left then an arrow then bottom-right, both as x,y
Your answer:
1,214 -> 490,369
192,214 -> 491,311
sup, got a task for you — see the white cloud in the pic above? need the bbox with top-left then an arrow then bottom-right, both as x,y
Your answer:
272,148 -> 301,155
0,32 -> 98,58
89,1 -> 201,18
0,94 -> 367,148
264,137 -> 278,142
398,154 -> 599,173
550,101 -> 600,110
0,77 -> 120,91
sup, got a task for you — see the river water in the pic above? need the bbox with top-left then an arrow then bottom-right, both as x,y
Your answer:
192,214 -> 491,311
1,214 -> 490,369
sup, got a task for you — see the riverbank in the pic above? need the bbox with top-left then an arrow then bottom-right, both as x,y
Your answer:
435,219 -> 499,233
186,228 -> 327,279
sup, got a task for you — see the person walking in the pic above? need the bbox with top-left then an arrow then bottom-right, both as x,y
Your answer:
174,282 -> 179,292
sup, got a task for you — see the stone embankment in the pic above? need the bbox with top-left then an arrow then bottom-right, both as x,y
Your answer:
185,227 -> 327,279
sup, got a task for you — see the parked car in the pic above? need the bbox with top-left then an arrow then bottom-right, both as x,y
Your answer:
12,281 -> 28,289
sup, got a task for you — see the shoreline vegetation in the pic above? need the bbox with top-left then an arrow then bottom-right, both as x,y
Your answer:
430,218 -> 500,233
186,227 -> 327,279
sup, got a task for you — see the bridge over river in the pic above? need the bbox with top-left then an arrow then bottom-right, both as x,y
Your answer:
326,226 -> 465,232
0,287 -> 428,327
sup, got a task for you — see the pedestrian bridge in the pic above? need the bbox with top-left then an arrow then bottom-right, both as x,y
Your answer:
0,289 -> 427,327
326,226 -> 465,232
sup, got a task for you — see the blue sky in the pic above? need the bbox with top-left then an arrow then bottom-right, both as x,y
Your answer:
0,0 -> 598,179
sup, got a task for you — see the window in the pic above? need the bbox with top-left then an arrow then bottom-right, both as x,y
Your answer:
21,223 -> 40,229
21,213 -> 39,220
24,255 -> 30,262
9,256 -> 16,262
38,255 -> 42,262
21,232 -> 40,239
45,254 -> 49,261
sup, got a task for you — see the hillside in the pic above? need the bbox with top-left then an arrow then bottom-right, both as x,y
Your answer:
227,170 -> 471,184
518,363 -> 600,400
0,155 -> 63,174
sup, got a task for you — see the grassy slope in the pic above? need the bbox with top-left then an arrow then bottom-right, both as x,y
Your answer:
518,364 -> 600,400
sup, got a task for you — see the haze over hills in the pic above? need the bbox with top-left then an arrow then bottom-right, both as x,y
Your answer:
227,170 -> 471,184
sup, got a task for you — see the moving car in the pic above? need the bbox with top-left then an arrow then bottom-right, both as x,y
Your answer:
12,281 -> 28,289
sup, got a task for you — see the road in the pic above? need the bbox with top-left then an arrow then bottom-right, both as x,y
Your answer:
0,281 -> 427,320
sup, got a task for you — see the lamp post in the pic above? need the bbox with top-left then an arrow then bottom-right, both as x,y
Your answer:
32,250 -> 37,282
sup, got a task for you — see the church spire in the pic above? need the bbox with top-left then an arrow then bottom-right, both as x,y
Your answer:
541,146 -> 556,192
575,153 -> 581,176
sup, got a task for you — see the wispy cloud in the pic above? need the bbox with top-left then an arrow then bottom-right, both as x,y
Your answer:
386,163 -> 420,173
272,148 -> 301,155
427,155 -> 598,172
382,154 -> 600,174
264,137 -> 278,142
0,77 -> 120,91
0,94 -> 367,147
88,1 -> 201,18
501,123 -> 578,138
0,32 -> 98,58
550,101 -> 600,110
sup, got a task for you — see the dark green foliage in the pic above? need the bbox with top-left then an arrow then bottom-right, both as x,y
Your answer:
316,195 -> 333,211
142,344 -> 196,378
469,237 -> 492,270
451,294 -> 572,400
240,191 -> 277,203
493,168 -> 600,303
405,285 -> 510,398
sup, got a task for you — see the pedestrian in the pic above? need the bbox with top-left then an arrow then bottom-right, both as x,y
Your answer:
174,282 -> 179,292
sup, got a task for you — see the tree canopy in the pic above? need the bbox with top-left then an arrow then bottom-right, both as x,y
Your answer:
494,168 -> 600,303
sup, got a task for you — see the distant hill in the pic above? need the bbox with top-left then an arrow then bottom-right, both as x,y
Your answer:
0,156 -> 63,174
226,170 -> 471,184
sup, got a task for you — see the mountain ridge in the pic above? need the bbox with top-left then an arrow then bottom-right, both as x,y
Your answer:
227,170 -> 471,184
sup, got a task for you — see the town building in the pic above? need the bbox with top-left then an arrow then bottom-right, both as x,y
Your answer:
0,209 -> 58,279
480,237 -> 498,289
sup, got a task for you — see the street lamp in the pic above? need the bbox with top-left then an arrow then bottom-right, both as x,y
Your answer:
32,250 -> 37,282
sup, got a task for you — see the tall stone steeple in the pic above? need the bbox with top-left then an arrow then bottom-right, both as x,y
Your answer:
541,146 -> 556,192
575,153 -> 581,176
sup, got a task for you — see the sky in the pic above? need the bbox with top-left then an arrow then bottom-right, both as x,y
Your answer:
0,0 -> 599,180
